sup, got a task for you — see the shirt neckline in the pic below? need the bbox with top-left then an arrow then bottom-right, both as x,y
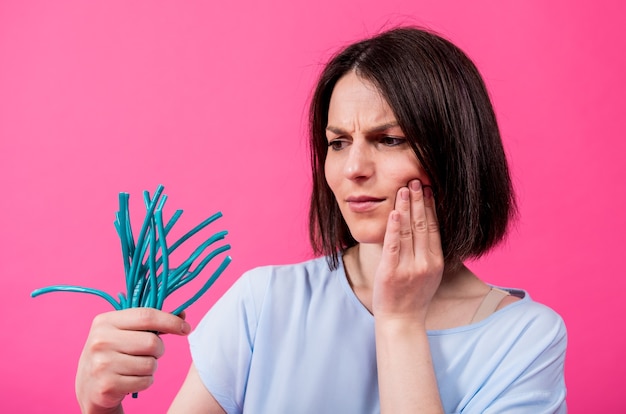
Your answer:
333,254 -> 530,335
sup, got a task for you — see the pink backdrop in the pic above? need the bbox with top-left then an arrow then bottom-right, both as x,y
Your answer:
1,1 -> 624,412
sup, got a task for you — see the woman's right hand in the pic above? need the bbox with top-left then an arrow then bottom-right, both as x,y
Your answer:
76,308 -> 191,414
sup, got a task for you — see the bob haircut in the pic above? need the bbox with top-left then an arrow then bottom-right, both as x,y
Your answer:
309,26 -> 516,269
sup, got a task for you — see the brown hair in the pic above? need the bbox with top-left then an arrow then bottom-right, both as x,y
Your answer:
309,26 -> 517,269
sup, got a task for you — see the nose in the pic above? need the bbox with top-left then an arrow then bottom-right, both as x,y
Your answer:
344,140 -> 374,181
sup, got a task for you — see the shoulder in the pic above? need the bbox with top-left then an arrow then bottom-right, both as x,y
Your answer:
430,289 -> 567,356
244,256 -> 331,279
480,290 -> 567,357
430,290 -> 567,411
497,289 -> 566,332
239,256 -> 334,292
190,257 -> 334,342
460,291 -> 567,412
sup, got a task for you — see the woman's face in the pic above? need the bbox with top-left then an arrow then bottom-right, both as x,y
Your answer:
324,71 -> 430,244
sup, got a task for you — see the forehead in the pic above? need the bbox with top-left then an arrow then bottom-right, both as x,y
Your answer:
327,72 -> 396,127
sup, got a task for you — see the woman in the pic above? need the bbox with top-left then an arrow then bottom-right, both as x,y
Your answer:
77,27 -> 567,413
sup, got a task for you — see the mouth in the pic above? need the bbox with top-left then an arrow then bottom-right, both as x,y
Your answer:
345,196 -> 386,213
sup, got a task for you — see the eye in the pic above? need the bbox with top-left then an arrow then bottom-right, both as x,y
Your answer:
327,139 -> 349,151
379,136 -> 406,147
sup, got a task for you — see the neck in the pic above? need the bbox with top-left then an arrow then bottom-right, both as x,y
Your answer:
343,244 -> 380,289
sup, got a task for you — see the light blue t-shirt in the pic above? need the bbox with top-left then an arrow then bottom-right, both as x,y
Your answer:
189,256 -> 567,413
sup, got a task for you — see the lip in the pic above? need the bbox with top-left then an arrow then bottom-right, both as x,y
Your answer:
345,195 -> 385,213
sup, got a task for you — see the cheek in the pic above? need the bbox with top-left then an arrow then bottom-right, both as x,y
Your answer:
409,155 -> 431,186
324,160 -> 340,194
386,158 -> 430,187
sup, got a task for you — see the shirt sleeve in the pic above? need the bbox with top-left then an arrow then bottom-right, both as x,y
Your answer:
188,270 -> 267,414
465,304 -> 568,413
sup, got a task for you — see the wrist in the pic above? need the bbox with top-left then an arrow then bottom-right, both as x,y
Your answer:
374,313 -> 427,333
79,400 -> 124,414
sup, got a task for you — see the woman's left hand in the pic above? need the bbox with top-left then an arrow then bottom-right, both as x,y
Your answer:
372,179 -> 444,323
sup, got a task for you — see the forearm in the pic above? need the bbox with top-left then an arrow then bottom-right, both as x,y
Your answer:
375,318 -> 443,414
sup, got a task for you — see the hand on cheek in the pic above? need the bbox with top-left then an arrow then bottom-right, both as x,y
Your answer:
372,179 -> 444,322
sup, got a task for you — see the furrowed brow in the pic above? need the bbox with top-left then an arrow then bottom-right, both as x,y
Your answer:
325,125 -> 345,135
325,121 -> 400,135
365,122 -> 400,134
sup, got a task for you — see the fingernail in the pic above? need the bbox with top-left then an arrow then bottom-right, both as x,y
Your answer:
181,321 -> 191,335
400,188 -> 409,201
424,186 -> 433,199
410,180 -> 421,191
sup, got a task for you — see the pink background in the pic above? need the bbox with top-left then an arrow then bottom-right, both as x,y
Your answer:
1,1 -> 624,412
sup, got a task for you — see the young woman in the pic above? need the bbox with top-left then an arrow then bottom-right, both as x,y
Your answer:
76,27 -> 567,413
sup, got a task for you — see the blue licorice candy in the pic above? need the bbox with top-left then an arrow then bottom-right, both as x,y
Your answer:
32,184 -> 231,314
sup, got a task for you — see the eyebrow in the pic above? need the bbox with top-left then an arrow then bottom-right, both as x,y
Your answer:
325,121 -> 400,135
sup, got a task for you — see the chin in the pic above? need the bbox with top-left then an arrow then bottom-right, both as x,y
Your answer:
342,212 -> 389,245
348,227 -> 386,245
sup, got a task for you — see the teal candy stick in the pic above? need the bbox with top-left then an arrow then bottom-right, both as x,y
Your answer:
117,292 -> 128,309
122,195 -> 136,261
171,255 -> 232,316
130,194 -> 159,308
116,193 -> 132,278
166,230 -> 228,288
176,244 -> 230,289
154,208 -> 169,310
151,211 -> 224,271
171,244 -> 231,290
31,285 -> 122,310
164,209 -> 184,234
166,212 -> 223,254
165,262 -> 195,288
169,242 -> 230,291
131,270 -> 146,308
126,187 -> 165,302
145,213 -> 159,308
115,194 -> 134,295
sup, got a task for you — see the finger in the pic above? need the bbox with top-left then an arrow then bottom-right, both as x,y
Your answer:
118,330 -> 165,358
408,179 -> 429,255
107,308 -> 191,336
159,309 -> 188,336
380,210 -> 402,271
103,372 -> 155,397
394,186 -> 414,258
109,353 -> 159,377
423,185 -> 443,256
89,325 -> 165,359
